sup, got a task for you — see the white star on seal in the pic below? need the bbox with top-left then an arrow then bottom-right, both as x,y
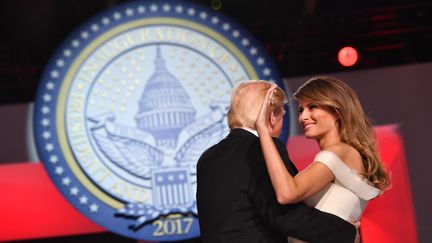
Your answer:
175,5 -> 183,13
71,40 -> 79,47
126,8 -> 134,16
46,82 -> 55,90
43,94 -> 51,102
211,17 -> 219,24
232,30 -> 240,38
150,4 -> 158,12
168,175 -> 174,181
70,186 -> 79,195
263,68 -> 271,76
79,196 -> 88,204
56,59 -> 64,67
90,204 -> 99,212
42,131 -> 51,139
250,47 -> 257,55
63,49 -> 71,57
222,23 -> 230,31
188,8 -> 195,15
55,166 -> 64,175
163,4 -> 171,12
102,17 -> 110,25
41,106 -> 50,114
62,177 -> 71,186
81,31 -> 89,39
41,119 -> 50,127
91,24 -> 99,32
45,143 -> 54,151
113,12 -> 121,20
49,155 -> 58,164
50,70 -> 59,78
137,6 -> 145,13
200,12 -> 208,19
241,38 -> 250,46
257,57 -> 265,65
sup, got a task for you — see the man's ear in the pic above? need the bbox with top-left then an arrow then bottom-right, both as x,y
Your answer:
269,110 -> 276,127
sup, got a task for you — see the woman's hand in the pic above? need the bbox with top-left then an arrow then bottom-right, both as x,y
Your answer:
255,84 -> 277,134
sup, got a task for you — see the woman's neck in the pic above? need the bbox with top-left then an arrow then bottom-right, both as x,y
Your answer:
317,133 -> 341,150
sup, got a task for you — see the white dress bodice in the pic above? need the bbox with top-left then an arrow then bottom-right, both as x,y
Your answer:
288,150 -> 381,243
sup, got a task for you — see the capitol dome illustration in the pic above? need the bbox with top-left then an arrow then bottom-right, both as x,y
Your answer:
135,46 -> 196,149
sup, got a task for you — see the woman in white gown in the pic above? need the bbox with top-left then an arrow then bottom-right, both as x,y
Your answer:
255,77 -> 391,242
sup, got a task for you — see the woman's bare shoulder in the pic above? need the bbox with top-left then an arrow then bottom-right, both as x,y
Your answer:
325,143 -> 364,173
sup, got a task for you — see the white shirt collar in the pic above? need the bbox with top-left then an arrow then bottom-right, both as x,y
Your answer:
240,127 -> 259,137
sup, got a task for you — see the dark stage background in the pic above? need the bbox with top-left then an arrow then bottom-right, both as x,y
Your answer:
1,0 -> 431,242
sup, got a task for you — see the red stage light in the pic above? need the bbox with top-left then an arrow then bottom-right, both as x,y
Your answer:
338,46 -> 358,67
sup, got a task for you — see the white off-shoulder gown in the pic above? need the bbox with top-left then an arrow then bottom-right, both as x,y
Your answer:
288,150 -> 382,243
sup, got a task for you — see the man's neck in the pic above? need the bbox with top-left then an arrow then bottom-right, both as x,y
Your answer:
239,127 -> 258,137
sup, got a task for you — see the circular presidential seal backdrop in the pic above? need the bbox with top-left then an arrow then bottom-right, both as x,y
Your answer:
34,0 -> 289,241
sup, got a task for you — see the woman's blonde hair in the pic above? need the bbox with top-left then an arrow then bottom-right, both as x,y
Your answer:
228,80 -> 287,129
294,76 -> 391,190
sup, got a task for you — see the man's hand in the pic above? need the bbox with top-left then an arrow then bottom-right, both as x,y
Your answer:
255,84 -> 277,134
352,221 -> 361,243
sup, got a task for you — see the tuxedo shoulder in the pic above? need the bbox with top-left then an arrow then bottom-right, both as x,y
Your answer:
272,137 -> 287,150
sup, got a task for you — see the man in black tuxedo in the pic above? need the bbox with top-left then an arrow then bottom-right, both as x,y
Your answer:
196,81 -> 357,243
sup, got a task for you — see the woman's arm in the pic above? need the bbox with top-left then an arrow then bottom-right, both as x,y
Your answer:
255,86 -> 335,203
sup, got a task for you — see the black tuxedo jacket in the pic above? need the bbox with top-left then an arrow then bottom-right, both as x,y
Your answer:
196,128 -> 355,243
